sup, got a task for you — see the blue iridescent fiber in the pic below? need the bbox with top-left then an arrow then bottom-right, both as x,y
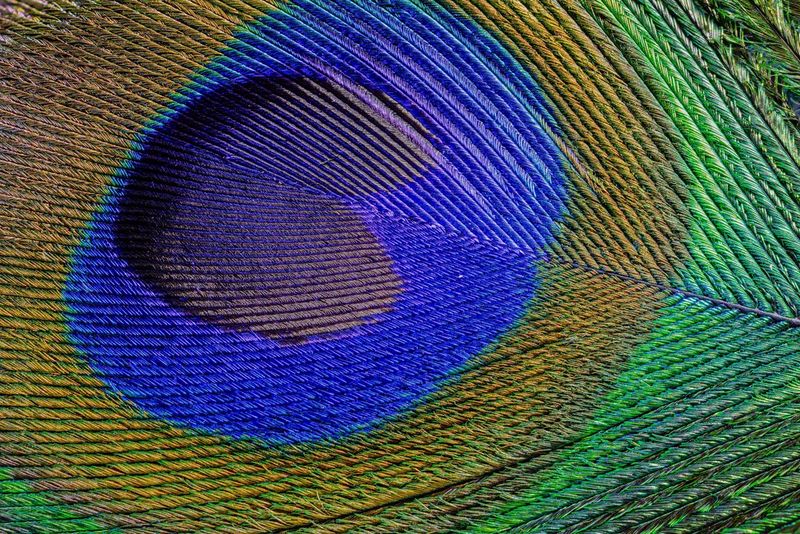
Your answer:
67,208 -> 537,443
64,0 -> 566,443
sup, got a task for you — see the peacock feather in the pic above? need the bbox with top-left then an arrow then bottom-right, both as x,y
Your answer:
1,0 -> 799,531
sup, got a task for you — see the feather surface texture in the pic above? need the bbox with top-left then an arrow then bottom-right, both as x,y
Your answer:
1,0 -> 799,532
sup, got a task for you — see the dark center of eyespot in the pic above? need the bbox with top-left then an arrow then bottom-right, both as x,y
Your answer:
116,77 -> 434,343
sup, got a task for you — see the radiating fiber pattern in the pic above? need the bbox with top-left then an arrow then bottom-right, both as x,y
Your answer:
1,0 -> 799,532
